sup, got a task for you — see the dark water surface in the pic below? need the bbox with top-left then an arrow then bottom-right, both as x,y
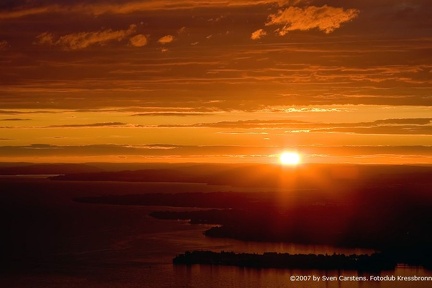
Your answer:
1,177 -> 430,287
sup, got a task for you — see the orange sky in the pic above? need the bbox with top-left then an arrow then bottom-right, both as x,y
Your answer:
0,0 -> 431,164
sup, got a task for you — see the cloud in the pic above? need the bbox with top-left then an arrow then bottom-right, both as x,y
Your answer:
158,35 -> 174,44
159,119 -> 308,128
0,40 -> 9,50
313,118 -> 432,135
251,29 -> 267,40
129,34 -> 148,47
0,5 -> 59,20
1,118 -> 31,121
35,32 -> 55,45
0,144 -> 430,160
49,122 -> 126,128
2,2 -> 430,111
278,0 -> 309,5
177,26 -> 187,34
0,110 -> 37,115
79,0 -> 287,15
157,117 -> 432,135
310,118 -> 432,135
35,25 -> 137,50
0,1 -> 301,19
132,112 -> 210,116
373,118 -> 432,125
0,110 -> 58,115
266,5 -> 359,35
305,145 -> 432,157
284,107 -> 344,113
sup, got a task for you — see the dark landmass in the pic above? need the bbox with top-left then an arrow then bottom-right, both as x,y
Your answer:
0,163 -> 103,175
149,207 -> 432,269
150,209 -> 236,224
3,163 -> 432,272
76,192 -> 271,209
79,188 -> 432,268
73,164 -> 432,269
173,251 -> 398,271
0,162 -> 221,175
51,164 -> 432,189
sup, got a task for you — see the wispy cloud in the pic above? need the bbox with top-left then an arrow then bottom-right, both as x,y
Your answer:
158,35 -> 174,44
35,32 -> 55,45
0,1 -> 297,19
0,110 -> 58,115
1,118 -> 31,121
49,122 -> 126,128
251,29 -> 267,40
158,118 -> 432,135
35,25 -> 137,50
266,5 -> 359,35
0,40 -> 9,50
0,144 -> 430,159
132,112 -> 210,116
374,118 -> 432,125
129,34 -> 148,47
0,5 -> 59,20
283,107 -> 344,113
159,119 -> 309,128
313,118 -> 432,135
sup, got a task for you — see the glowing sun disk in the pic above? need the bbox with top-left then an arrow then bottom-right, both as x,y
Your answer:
280,152 -> 301,166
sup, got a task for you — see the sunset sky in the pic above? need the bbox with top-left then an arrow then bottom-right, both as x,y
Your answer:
0,0 -> 431,164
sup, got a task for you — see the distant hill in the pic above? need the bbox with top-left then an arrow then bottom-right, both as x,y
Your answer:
51,163 -> 432,190
0,163 -> 103,175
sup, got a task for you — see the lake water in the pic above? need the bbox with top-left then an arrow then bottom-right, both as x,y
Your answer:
1,177 -> 431,287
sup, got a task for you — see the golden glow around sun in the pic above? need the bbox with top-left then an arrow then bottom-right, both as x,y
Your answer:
279,152 -> 301,166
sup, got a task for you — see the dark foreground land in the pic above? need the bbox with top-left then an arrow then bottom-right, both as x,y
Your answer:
66,163 -> 432,269
2,162 -> 432,272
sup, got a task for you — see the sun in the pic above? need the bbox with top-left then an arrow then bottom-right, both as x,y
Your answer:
279,152 -> 302,166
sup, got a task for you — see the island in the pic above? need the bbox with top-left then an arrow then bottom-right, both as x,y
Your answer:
173,251 -> 397,271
